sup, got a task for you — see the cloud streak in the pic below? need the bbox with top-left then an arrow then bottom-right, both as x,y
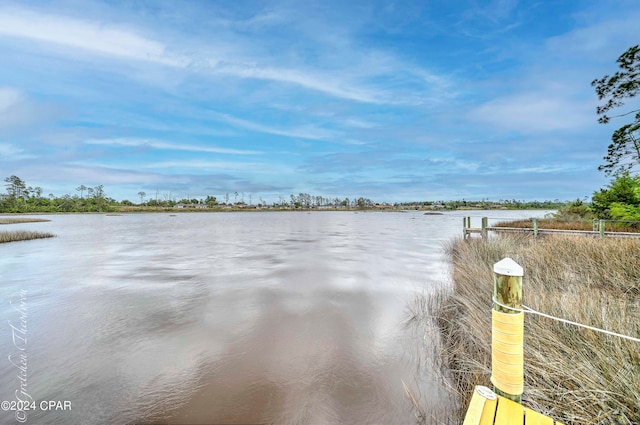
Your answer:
85,138 -> 262,155
0,7 -> 179,65
210,112 -> 341,142
470,92 -> 593,133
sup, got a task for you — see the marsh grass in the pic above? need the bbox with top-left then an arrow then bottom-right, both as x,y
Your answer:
404,293 -> 461,425
428,235 -> 640,424
0,217 -> 51,225
494,219 -> 640,233
0,230 -> 55,243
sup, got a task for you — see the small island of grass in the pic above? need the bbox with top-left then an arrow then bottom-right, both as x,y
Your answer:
0,217 -> 55,242
0,217 -> 51,225
0,230 -> 56,243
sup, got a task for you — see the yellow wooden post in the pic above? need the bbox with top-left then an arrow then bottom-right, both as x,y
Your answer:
491,258 -> 524,403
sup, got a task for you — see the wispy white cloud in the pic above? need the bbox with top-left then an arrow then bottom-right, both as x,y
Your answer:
85,138 -> 262,155
140,160 -> 288,174
462,0 -> 520,23
469,90 -> 593,133
344,139 -> 369,146
210,112 -> 340,142
343,118 -> 378,129
0,87 -> 21,112
455,0 -> 522,39
0,86 -> 59,131
0,7 -> 183,66
512,164 -> 589,174
234,11 -> 289,31
0,6 -> 450,105
466,7 -> 640,137
0,142 -> 35,160
545,11 -> 640,59
22,163 -> 166,186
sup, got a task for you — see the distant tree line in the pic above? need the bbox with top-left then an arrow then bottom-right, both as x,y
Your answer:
274,193 -> 374,209
394,199 -> 567,210
1,174 -> 579,214
1,175 -> 114,213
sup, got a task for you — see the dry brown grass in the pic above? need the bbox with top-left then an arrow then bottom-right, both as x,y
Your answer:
427,235 -> 640,424
0,230 -> 55,243
0,217 -> 51,225
494,219 -> 640,233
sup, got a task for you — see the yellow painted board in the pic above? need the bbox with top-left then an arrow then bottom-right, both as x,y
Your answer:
479,397 -> 498,425
524,408 -> 554,425
462,389 -> 486,425
462,387 -> 498,425
494,396 -> 524,425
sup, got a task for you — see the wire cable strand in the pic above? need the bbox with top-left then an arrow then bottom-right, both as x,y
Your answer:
491,296 -> 640,343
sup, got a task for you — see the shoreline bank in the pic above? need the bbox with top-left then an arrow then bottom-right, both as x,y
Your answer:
426,234 -> 640,424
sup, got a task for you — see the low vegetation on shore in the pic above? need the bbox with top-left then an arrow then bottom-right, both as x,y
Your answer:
427,234 -> 640,424
0,230 -> 55,243
493,218 -> 640,233
0,217 -> 51,225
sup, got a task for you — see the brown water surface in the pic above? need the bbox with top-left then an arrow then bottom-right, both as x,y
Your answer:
0,211 -> 548,424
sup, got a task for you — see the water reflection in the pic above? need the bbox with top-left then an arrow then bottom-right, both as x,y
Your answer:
138,290 -> 397,424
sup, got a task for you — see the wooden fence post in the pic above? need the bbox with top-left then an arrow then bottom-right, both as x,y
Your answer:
491,258 -> 524,403
532,218 -> 538,237
599,219 -> 605,238
481,217 -> 488,239
463,217 -> 467,239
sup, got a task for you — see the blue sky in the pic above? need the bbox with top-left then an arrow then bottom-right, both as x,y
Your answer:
1,0 -> 639,203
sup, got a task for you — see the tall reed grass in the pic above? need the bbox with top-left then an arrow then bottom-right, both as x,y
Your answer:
0,230 -> 55,243
427,235 -> 640,424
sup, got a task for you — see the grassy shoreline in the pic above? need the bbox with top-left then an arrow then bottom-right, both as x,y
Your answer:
427,234 -> 640,424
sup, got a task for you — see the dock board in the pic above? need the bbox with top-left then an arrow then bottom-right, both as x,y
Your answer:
463,386 -> 563,425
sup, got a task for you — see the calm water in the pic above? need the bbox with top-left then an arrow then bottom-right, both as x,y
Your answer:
0,210 -> 549,424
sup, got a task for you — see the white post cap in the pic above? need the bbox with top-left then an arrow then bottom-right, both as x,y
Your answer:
493,257 -> 523,277
475,385 -> 497,400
